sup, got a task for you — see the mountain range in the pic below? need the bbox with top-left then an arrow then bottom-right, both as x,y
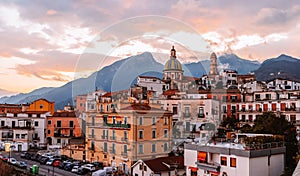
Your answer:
1,52 -> 299,109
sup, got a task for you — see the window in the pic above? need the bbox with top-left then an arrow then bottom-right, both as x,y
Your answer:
34,121 -> 39,127
12,121 -> 15,128
230,158 -> 236,167
57,121 -> 61,127
103,142 -> 108,152
163,143 -> 168,152
123,131 -> 127,140
164,116 -> 168,125
57,139 -> 61,144
139,117 -> 143,125
103,129 -> 108,139
221,156 -> 227,166
39,104 -> 43,109
152,117 -> 156,125
255,94 -> 261,100
151,143 -> 156,153
173,106 -> 178,114
123,145 -> 127,154
48,120 -> 51,125
124,116 -> 128,124
112,143 -> 116,154
69,121 -> 74,127
138,144 -> 144,154
16,134 -> 20,139
47,130 -> 51,134
103,115 -> 108,124
184,107 -> 190,117
112,116 -> 116,124
91,116 -> 95,125
70,130 -> 73,137
0,121 -> 4,127
198,107 -> 204,118
21,134 -> 26,139
164,129 -> 168,138
91,129 -> 95,137
112,130 -> 116,140
152,129 -> 156,138
139,130 -> 143,139
186,122 -> 190,131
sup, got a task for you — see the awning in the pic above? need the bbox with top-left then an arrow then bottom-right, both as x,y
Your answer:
198,152 -> 207,162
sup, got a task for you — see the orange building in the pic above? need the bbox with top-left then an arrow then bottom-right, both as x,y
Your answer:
46,109 -> 82,147
0,104 -> 23,115
27,99 -> 55,115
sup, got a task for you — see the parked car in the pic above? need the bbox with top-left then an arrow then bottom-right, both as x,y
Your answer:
64,163 -> 75,171
20,152 -> 28,158
40,157 -> 49,165
9,158 -> 17,165
53,160 -> 61,167
71,165 -> 80,173
16,161 -> 27,169
46,158 -> 55,165
78,167 -> 89,175
81,164 -> 96,172
92,161 -> 103,168
25,153 -> 33,160
1,156 -> 9,162
92,170 -> 107,176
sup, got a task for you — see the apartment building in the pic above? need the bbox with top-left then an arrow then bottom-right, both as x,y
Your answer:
0,111 -> 50,151
184,134 -> 285,176
85,92 -> 173,174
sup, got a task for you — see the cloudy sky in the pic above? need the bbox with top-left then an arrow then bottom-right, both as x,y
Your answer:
1,0 -> 300,95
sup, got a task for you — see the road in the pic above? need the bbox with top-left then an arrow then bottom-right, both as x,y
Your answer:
2,151 -> 79,176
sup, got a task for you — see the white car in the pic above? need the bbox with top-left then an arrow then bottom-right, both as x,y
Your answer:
46,158 -> 54,165
9,158 -> 17,165
71,165 -> 80,173
82,164 -> 96,172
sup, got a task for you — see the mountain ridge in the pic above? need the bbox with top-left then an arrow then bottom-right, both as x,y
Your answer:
1,52 -> 299,109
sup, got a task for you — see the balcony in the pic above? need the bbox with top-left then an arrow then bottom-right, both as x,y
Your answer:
0,126 -> 34,130
110,136 -> 116,141
32,137 -> 40,141
101,135 -> 108,140
104,123 -> 131,129
54,125 -> 75,129
87,123 -> 103,127
88,135 -> 95,139
183,112 -> 191,117
121,152 -> 128,157
121,137 -> 128,142
54,133 -> 71,138
197,162 -> 220,172
198,114 -> 205,118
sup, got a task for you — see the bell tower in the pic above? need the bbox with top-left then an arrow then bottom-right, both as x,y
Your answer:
209,52 -> 218,78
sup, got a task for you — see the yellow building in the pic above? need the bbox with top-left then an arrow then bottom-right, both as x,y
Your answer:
85,93 -> 173,174
27,98 -> 55,115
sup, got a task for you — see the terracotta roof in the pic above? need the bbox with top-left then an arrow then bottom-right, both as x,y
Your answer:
22,111 -> 49,114
144,156 -> 184,173
30,98 -> 54,104
52,111 -> 76,117
162,89 -> 179,96
102,92 -> 112,97
183,76 -> 200,81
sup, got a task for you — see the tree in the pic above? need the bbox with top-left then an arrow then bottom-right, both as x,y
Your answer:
249,112 -> 298,173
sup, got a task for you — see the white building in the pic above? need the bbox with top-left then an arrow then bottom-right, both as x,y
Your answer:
137,75 -> 166,96
184,134 -> 285,176
131,156 -> 184,176
267,78 -> 300,91
0,111 -> 50,151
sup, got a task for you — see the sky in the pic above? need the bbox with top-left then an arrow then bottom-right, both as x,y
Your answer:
1,0 -> 300,95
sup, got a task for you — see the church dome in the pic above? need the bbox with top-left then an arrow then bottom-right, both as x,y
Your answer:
163,46 -> 183,71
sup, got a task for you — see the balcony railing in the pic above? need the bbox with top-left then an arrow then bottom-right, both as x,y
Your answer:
198,114 -> 205,118
121,152 -> 128,157
183,112 -> 190,117
101,135 -> 108,140
0,126 -> 34,130
88,135 -> 95,139
121,137 -> 128,142
104,123 -> 131,129
87,123 -> 103,127
110,136 -> 116,141
54,125 -> 75,129
54,133 -> 72,138
197,162 -> 220,172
